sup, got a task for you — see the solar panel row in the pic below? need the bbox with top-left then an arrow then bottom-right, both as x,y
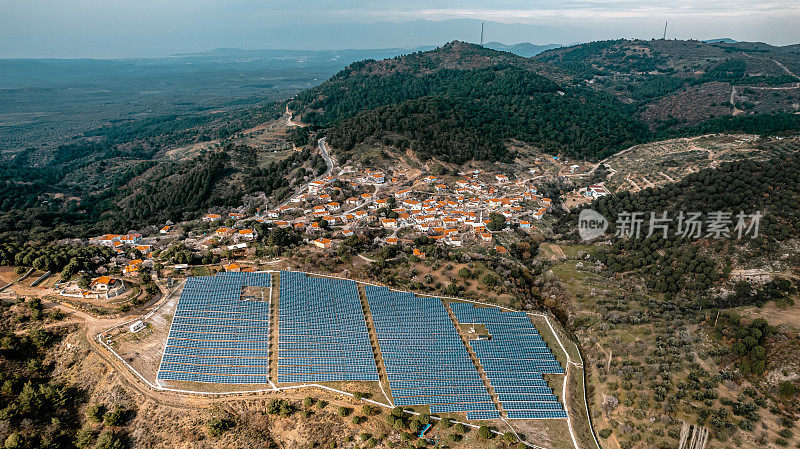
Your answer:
450,302 -> 566,419
506,410 -> 568,419
466,411 -> 502,420
430,402 -> 497,413
365,285 -> 498,419
156,272 -> 271,385
276,272 -> 378,381
277,373 -> 378,383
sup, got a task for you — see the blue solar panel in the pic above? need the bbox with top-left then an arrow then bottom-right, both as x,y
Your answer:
450,302 -> 567,419
506,410 -> 567,419
365,285 -> 498,414
275,272 -> 378,382
466,410 -> 501,420
156,272 -> 271,385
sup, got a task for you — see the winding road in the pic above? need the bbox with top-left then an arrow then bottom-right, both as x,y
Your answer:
276,135 -> 336,210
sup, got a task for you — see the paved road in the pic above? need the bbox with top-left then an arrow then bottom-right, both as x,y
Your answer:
276,137 -> 335,209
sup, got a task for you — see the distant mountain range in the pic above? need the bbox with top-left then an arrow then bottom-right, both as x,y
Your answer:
703,38 -> 739,44
484,42 -> 563,57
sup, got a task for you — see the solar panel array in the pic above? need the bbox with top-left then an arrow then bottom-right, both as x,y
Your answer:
451,302 -> 567,419
277,272 -> 378,383
365,285 -> 496,417
157,272 -> 271,384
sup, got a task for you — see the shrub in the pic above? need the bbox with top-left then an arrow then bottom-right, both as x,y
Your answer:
86,403 -> 106,423
454,423 -> 466,434
338,406 -> 351,417
103,407 -> 128,427
478,425 -> 493,439
268,399 -> 295,416
4,433 -> 21,449
93,430 -> 125,449
778,381 -> 796,398
304,396 -> 315,408
207,417 -> 235,437
599,428 -> 613,439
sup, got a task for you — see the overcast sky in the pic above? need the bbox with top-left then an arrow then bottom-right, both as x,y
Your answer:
1,0 -> 798,58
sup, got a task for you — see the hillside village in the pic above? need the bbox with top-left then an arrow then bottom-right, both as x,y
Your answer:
58,148 -> 610,299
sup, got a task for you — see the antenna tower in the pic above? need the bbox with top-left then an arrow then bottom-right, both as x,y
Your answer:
480,22 -> 485,46
663,21 -> 668,40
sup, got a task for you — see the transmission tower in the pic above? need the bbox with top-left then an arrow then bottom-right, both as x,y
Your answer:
480,22 -> 484,46
663,21 -> 668,40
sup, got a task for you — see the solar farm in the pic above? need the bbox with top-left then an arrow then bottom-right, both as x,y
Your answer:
156,272 -> 272,384
156,271 -> 568,421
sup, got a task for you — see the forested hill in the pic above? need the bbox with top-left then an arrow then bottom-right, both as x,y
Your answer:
290,41 -> 647,163
535,39 -> 800,127
290,40 -> 800,164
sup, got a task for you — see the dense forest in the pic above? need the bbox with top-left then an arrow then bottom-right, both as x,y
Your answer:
323,66 -> 648,163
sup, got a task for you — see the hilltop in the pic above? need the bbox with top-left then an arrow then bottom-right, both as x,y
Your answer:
536,39 -> 800,125
290,41 -> 647,163
290,40 -> 800,166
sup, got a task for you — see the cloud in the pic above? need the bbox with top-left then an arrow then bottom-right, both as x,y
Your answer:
0,0 -> 798,57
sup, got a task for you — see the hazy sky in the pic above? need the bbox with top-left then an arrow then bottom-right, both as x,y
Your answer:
2,0 -> 798,58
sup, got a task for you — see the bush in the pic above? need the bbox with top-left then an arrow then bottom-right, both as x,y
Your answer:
86,403 -> 106,423
304,396 -> 315,408
778,381 -> 796,398
409,420 -> 421,434
478,425 -> 493,439
74,427 -> 97,448
338,406 -> 351,417
93,430 -> 125,449
417,414 -> 430,426
103,407 -> 128,427
4,433 -> 21,449
317,399 -> 328,409
207,417 -> 235,437
440,417 -> 451,428
454,423 -> 466,434
599,428 -> 613,439
268,399 -> 295,416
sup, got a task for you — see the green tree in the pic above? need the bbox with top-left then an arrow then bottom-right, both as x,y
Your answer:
4,433 -> 21,449
207,417 -> 235,437
93,430 -> 125,449
86,403 -> 107,423
779,381 -> 796,398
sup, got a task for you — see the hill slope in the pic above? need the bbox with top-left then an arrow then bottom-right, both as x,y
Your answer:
536,39 -> 800,125
291,41 -> 648,163
291,40 -> 800,165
